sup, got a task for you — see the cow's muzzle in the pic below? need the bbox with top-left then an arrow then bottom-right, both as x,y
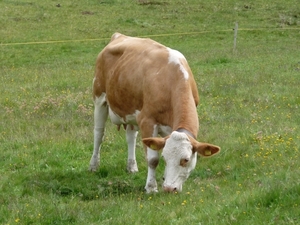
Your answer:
163,185 -> 178,193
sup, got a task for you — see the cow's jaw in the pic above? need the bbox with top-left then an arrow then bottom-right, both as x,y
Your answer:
161,131 -> 197,192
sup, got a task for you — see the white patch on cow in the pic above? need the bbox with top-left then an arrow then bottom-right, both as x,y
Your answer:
125,111 -> 140,124
167,48 -> 189,80
108,107 -> 140,125
161,131 -> 197,192
109,107 -> 125,125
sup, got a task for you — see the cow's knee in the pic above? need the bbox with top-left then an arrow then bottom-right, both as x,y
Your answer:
148,157 -> 159,169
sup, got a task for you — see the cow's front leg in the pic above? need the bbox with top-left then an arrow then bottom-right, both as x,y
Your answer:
145,147 -> 159,193
89,94 -> 108,171
126,125 -> 139,173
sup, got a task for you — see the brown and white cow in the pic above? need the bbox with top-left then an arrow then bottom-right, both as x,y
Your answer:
89,33 -> 220,193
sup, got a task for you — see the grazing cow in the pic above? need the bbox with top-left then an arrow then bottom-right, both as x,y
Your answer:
89,33 -> 221,193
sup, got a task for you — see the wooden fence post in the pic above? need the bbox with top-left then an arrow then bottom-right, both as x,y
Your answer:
233,22 -> 238,52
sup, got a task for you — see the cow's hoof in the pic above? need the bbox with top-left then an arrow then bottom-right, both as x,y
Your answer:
145,181 -> 158,193
145,187 -> 158,193
89,156 -> 99,172
89,165 -> 98,172
127,159 -> 138,173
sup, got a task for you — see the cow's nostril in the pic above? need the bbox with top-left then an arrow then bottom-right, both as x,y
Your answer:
163,185 -> 176,192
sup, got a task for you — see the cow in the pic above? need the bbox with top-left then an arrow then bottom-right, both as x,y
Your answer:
89,33 -> 221,193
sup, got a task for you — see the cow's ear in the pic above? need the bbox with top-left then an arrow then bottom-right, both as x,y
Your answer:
190,138 -> 220,157
142,137 -> 166,151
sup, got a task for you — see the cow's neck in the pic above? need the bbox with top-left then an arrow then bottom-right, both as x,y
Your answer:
172,89 -> 199,138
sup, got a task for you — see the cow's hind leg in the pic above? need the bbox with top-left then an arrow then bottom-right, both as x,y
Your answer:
89,93 -> 108,171
126,125 -> 139,173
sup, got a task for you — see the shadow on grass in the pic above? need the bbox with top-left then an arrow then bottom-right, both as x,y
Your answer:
21,168 -> 145,201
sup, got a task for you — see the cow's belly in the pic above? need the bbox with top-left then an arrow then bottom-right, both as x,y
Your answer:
109,107 -> 140,126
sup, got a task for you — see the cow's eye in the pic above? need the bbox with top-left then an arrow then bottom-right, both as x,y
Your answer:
180,158 -> 189,167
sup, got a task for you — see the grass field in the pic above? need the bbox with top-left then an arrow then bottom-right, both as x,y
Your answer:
1,0 -> 300,224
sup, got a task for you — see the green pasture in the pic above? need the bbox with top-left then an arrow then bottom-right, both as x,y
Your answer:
1,0 -> 299,224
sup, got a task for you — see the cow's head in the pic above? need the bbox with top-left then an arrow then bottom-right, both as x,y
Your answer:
143,131 -> 220,192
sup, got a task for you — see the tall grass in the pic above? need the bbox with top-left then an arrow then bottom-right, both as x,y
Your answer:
1,0 -> 299,224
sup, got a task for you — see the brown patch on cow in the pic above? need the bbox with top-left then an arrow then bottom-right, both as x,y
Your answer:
148,157 -> 159,169
180,158 -> 189,167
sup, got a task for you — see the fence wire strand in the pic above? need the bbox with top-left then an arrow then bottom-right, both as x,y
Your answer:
1,27 -> 299,46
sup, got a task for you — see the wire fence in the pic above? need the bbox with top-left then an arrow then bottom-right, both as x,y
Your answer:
1,27 -> 299,46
